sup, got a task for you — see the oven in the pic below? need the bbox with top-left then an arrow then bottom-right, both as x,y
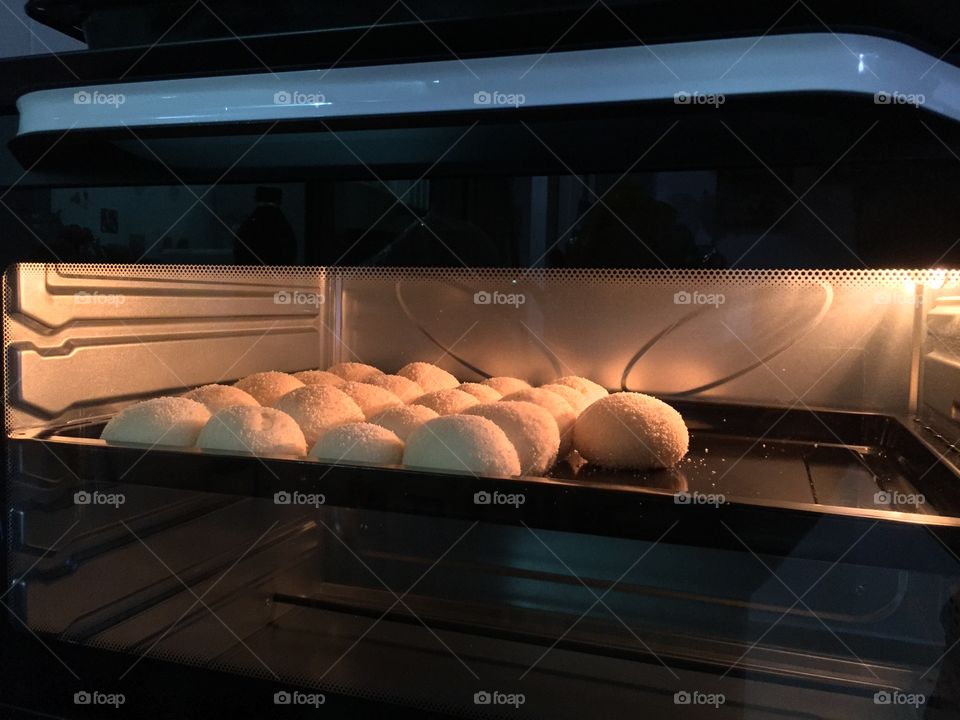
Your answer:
2,3 -> 960,718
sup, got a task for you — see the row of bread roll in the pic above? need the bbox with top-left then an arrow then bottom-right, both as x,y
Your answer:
102,362 -> 687,472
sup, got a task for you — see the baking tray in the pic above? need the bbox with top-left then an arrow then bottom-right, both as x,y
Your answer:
8,399 -> 960,573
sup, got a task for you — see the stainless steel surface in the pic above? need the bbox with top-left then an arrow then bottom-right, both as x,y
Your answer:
6,264 -> 960,436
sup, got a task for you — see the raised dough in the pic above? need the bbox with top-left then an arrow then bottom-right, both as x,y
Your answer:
539,383 -> 590,415
326,362 -> 384,383
337,381 -> 404,418
293,369 -> 345,387
196,405 -> 306,456
481,376 -> 530,396
234,371 -> 304,406
274,384 -> 365,447
396,362 -> 460,392
366,373 -> 424,403
403,415 -> 520,476
573,392 -> 688,469
310,422 -> 404,465
412,388 -> 479,415
466,401 -> 560,475
501,387 -> 576,456
102,397 -> 211,447
369,404 -> 439,441
458,382 -> 502,402
183,384 -> 259,413
553,375 -> 608,404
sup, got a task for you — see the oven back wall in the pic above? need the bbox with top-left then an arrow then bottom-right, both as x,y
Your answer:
3,264 -> 945,433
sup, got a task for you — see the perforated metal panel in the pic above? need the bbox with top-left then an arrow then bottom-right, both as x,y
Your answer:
5,264 -> 959,433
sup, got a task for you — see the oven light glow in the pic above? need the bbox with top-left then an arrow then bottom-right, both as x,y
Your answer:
928,270 -> 947,290
902,278 -> 916,293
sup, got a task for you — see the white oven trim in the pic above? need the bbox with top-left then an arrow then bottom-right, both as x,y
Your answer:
15,32 -> 960,134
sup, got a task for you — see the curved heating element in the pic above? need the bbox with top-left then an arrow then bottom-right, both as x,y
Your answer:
14,32 -> 960,135
621,281 -> 835,396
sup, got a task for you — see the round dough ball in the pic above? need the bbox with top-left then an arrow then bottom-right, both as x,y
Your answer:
274,384 -> 365,447
102,397 -> 211,447
338,381 -> 403,418
481,376 -> 530,396
412,388 -> 479,415
501,387 -> 576,456
234,371 -> 304,406
553,375 -> 608,404
293,369 -> 344,387
327,362 -> 384,383
369,404 -> 439,441
458,383 -> 502,402
183,384 -> 259,413
573,392 -> 689,469
396,362 -> 459,392
366,373 -> 424,403
310,422 -> 404,465
404,415 -> 520,476
197,405 -> 306,456
466,401 -> 560,475
540,383 -> 590,415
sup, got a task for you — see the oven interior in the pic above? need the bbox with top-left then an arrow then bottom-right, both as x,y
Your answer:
3,260 -> 960,718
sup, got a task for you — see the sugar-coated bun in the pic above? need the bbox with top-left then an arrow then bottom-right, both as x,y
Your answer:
412,388 -> 479,415
501,388 -> 576,456
573,392 -> 688,469
481,377 -> 531,396
397,362 -> 460,392
553,376 -> 608,403
338,381 -> 403,418
102,397 -> 211,447
540,383 -> 590,415
234,371 -> 304,406
366,373 -> 424,403
466,401 -> 559,476
197,405 -> 306,456
369,404 -> 439,441
404,415 -> 520,476
458,382 -> 502,402
274,384 -> 365,447
327,362 -> 384,383
184,384 -> 260,413
293,369 -> 344,387
310,422 -> 404,465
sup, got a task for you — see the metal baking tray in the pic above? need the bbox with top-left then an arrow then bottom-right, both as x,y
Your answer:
8,399 -> 960,573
